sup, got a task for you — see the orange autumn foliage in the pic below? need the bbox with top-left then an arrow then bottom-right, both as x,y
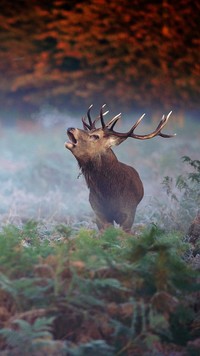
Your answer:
0,0 -> 199,111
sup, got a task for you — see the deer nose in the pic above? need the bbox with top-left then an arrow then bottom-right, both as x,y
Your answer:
67,127 -> 75,133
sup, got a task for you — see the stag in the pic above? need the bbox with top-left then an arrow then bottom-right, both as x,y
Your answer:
65,105 -> 175,231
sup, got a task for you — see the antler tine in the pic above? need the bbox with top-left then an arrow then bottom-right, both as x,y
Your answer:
87,104 -> 93,127
82,104 -> 96,130
106,113 -> 121,130
153,112 -> 175,137
167,111 -> 173,120
82,116 -> 91,130
91,108 -> 108,127
159,132 -> 176,138
127,113 -> 145,135
103,110 -> 110,116
158,111 -> 176,138
100,104 -> 106,128
152,114 -> 167,133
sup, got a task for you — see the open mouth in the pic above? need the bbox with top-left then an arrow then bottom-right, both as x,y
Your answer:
65,128 -> 77,149
67,130 -> 77,144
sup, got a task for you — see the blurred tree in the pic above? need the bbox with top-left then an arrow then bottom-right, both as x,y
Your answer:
0,0 -> 199,113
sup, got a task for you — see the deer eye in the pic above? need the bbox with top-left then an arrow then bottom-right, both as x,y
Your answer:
90,134 -> 100,141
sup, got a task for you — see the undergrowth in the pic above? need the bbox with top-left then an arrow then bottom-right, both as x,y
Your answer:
0,221 -> 200,355
141,156 -> 200,233
161,156 -> 200,232
0,156 -> 199,355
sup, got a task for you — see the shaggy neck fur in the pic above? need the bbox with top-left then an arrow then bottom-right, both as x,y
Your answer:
77,149 -> 117,191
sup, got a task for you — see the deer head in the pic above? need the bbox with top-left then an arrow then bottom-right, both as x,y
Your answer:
65,104 -> 175,162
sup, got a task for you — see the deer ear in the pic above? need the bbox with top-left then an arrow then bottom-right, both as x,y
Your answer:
107,135 -> 125,147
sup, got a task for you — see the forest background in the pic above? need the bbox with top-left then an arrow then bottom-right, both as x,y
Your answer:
0,0 -> 199,123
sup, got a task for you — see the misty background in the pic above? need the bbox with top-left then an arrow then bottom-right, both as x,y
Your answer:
0,0 -> 199,229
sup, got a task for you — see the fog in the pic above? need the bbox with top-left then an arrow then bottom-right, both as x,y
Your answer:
0,107 -> 199,231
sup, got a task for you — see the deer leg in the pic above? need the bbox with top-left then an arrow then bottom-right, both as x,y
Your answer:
116,208 -> 136,232
89,194 -> 114,230
94,212 -> 114,231
91,211 -> 113,230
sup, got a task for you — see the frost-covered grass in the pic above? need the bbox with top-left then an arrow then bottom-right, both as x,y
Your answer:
0,115 -> 199,231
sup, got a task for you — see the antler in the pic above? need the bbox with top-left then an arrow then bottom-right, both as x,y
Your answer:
82,105 -> 175,139
82,105 -> 95,130
106,111 -> 176,139
82,104 -> 110,131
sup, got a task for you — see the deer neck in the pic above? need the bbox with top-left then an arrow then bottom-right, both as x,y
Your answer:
77,149 -> 118,187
